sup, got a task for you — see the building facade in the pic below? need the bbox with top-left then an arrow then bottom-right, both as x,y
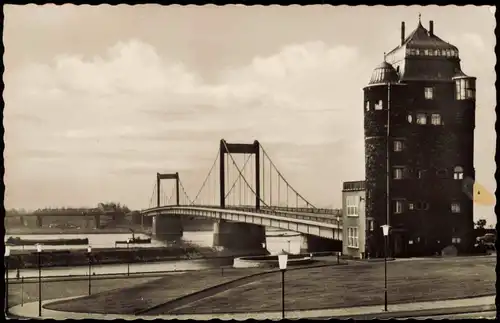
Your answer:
342,181 -> 368,259
363,18 -> 476,258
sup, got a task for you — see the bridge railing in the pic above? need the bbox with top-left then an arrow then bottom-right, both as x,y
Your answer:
143,205 -> 342,226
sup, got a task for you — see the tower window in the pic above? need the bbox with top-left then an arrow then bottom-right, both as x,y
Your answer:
407,114 -> 413,123
393,167 -> 404,180
451,202 -> 461,213
424,87 -> 434,100
416,113 -> 427,125
393,140 -> 403,152
453,166 -> 464,180
365,101 -> 370,111
431,113 -> 442,125
455,78 -> 476,100
394,200 -> 403,214
375,100 -> 383,110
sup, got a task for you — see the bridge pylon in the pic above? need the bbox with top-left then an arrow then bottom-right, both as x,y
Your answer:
219,139 -> 261,210
156,172 -> 180,207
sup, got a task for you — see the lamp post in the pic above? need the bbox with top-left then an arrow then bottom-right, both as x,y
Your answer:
5,246 -> 10,315
36,244 -> 43,317
381,224 -> 390,312
287,240 -> 291,253
126,239 -> 131,276
278,254 -> 288,320
87,245 -> 92,295
336,214 -> 340,241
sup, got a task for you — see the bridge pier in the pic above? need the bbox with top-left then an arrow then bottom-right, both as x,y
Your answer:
94,214 -> 101,229
36,215 -> 43,228
300,234 -> 342,254
153,215 -> 183,242
212,220 -> 266,251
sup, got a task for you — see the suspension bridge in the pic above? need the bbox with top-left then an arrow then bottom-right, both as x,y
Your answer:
140,139 -> 343,253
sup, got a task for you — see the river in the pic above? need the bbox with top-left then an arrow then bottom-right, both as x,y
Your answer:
5,229 -> 303,278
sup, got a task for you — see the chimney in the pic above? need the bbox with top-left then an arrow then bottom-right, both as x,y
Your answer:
429,20 -> 434,36
401,22 -> 405,45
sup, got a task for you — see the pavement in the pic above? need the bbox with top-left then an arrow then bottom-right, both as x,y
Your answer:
8,295 -> 496,320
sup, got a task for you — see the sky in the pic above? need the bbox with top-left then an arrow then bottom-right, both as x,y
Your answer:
3,5 -> 497,225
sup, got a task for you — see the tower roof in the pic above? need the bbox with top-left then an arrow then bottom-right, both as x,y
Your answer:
388,18 -> 458,56
368,61 -> 400,85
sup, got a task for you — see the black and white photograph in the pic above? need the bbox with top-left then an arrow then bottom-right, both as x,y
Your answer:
3,4 -> 497,320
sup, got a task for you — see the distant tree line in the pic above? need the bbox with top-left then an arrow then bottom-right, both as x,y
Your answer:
6,202 -> 134,217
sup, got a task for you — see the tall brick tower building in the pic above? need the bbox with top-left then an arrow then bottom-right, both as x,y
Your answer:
363,17 -> 476,258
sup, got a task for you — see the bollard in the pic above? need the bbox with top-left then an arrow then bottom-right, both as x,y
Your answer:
21,277 -> 24,307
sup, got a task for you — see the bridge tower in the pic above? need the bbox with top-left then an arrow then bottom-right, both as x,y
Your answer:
152,172 -> 183,241
157,172 -> 180,207
219,139 -> 261,210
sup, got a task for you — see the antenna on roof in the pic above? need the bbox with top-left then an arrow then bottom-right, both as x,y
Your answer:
383,52 -> 386,62
418,13 -> 422,23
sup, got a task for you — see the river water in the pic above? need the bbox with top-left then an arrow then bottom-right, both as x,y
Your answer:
5,229 -> 303,278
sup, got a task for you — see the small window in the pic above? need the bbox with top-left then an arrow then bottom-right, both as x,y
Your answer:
424,87 -> 434,100
393,140 -> 403,152
451,202 -> 461,213
346,196 -> 359,217
453,166 -> 464,180
416,113 -> 427,125
407,114 -> 413,123
452,237 -> 462,244
365,101 -> 370,111
416,169 -> 424,179
368,220 -> 374,231
375,100 -> 383,110
393,167 -> 404,180
431,113 -> 442,125
394,200 -> 403,214
348,227 -> 359,248
408,203 -> 415,210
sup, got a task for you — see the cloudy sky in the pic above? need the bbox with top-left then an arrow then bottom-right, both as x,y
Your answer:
3,5 -> 496,224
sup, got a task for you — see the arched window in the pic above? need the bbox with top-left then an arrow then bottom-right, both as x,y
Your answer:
453,166 -> 464,180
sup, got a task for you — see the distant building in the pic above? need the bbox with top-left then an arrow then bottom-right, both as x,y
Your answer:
342,181 -> 369,259
363,17 -> 476,257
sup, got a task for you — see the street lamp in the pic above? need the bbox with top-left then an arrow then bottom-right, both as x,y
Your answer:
278,254 -> 288,320
36,244 -> 43,317
5,246 -> 10,315
336,214 -> 340,241
381,224 -> 391,312
287,240 -> 291,253
87,245 -> 92,295
126,239 -> 131,276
